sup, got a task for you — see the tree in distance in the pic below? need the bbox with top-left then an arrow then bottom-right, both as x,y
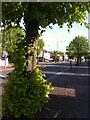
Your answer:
51,51 -> 64,63
66,35 -> 89,65
36,39 -> 44,64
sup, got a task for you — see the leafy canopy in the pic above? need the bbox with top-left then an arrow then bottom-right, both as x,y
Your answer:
66,35 -> 89,59
1,26 -> 24,54
2,2 -> 90,31
0,26 -> 24,62
36,39 -> 44,56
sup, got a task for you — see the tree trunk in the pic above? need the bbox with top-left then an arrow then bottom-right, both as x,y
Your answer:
80,56 -> 81,64
77,54 -> 79,65
24,3 -> 39,72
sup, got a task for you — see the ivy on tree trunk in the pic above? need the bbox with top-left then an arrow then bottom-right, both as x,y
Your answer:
24,4 -> 39,71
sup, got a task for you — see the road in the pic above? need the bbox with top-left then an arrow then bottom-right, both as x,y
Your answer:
40,62 -> 72,79
0,62 -> 90,118
36,61 -> 90,118
0,62 -> 71,83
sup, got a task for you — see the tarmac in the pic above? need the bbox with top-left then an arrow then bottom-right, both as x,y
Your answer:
35,61 -> 90,119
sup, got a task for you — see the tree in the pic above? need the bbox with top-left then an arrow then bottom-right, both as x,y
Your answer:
66,44 -> 75,59
53,50 -> 58,62
84,52 -> 90,61
36,39 -> 44,63
1,26 -> 25,62
52,51 -> 64,62
66,35 -> 89,65
58,51 -> 64,57
58,51 -> 64,61
2,2 -> 90,119
2,2 -> 90,71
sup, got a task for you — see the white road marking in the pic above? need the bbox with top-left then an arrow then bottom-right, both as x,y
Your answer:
53,110 -> 61,118
45,107 -> 61,118
48,67 -> 70,80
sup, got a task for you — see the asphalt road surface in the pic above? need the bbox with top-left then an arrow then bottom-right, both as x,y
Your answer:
36,61 -> 90,118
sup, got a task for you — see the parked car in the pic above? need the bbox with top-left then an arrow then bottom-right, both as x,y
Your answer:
45,59 -> 49,62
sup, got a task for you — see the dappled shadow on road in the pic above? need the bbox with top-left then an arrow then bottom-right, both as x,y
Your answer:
63,67 -> 89,75
41,66 -> 69,73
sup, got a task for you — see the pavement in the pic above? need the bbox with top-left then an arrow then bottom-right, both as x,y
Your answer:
0,61 -> 90,119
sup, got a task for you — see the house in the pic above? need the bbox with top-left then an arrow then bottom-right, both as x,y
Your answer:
38,50 -> 51,62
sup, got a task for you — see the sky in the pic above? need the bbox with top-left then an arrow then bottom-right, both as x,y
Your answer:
40,22 -> 88,53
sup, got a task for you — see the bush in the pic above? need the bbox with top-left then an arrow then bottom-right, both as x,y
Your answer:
2,67 -> 53,119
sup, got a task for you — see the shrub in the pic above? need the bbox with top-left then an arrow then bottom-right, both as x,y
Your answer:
2,67 -> 53,119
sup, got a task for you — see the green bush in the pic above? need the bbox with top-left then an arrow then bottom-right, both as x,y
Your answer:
2,38 -> 53,119
2,67 -> 53,119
